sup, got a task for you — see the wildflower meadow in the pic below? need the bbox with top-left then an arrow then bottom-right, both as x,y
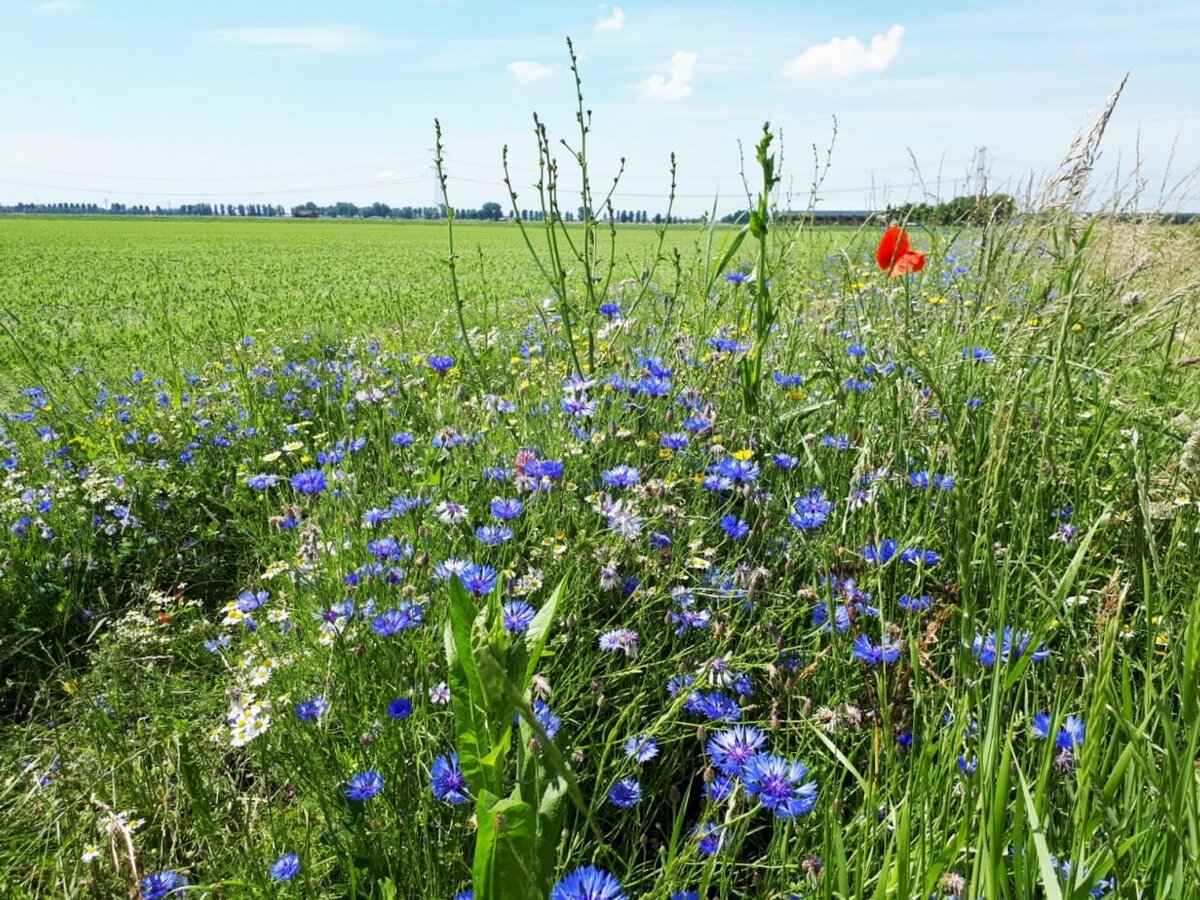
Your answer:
3,64 -> 1200,900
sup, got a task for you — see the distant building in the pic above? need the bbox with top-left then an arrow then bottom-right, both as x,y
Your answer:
292,208 -> 319,219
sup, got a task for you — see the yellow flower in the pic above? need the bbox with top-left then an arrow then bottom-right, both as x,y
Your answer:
928,296 -> 949,306
262,451 -> 282,463
732,449 -> 755,461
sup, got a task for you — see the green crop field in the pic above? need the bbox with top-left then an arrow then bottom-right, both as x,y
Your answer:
0,217 -> 837,385
1,200 -> 1199,900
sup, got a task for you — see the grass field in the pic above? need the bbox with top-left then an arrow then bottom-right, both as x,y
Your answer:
0,217 -> 817,384
1,208 -> 1199,899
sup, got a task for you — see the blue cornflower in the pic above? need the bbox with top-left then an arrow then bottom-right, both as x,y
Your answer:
363,507 -> 392,526
345,770 -> 384,801
460,563 -> 498,596
532,699 -> 562,740
434,558 -> 471,583
695,822 -> 725,856
706,725 -> 767,776
847,342 -> 868,358
971,627 -> 1050,667
370,602 -> 424,636
933,473 -> 956,490
427,355 -> 456,375
550,866 -> 626,900
844,377 -> 874,392
772,452 -> 798,469
246,473 -> 279,490
899,594 -> 934,612
562,395 -> 598,417
635,375 -> 672,398
726,271 -> 748,284
907,470 -> 931,489
607,778 -> 642,808
666,673 -> 695,697
852,634 -> 903,665
900,546 -> 941,566
237,589 -> 269,612
290,468 -> 327,494
526,459 -> 564,480
957,755 -> 978,777
204,634 -> 231,654
669,604 -> 711,634
789,487 -> 833,530
863,540 -> 895,563
431,752 -> 470,804
822,434 -> 852,450
720,514 -> 750,539
715,457 -> 760,486
598,628 -> 639,658
688,691 -> 742,723
602,465 -> 640,489
368,536 -> 407,561
387,697 -> 413,720
1057,715 -> 1085,751
490,497 -> 523,520
269,852 -> 300,882
294,696 -> 329,722
650,531 -> 672,549
624,735 -> 660,763
773,372 -> 803,386
140,870 -> 188,899
661,432 -> 690,450
964,347 -> 995,363
599,302 -> 621,319
742,753 -> 819,819
1032,712 -> 1054,740
502,600 -> 537,634
708,336 -> 748,353
392,431 -> 415,447
455,891 -> 475,900
475,525 -> 514,546
706,773 -> 735,803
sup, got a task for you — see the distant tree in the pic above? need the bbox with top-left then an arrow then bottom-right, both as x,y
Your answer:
480,201 -> 503,221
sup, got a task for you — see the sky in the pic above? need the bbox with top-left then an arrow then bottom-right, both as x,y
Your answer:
1,0 -> 1198,216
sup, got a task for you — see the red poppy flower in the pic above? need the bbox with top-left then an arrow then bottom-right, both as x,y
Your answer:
876,226 -> 926,277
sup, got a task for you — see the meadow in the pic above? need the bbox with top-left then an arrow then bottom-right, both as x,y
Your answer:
1,190 -> 1199,900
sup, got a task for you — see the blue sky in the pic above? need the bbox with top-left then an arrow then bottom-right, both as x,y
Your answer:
1,0 -> 1197,214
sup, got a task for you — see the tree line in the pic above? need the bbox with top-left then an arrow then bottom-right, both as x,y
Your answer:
0,201 -> 288,217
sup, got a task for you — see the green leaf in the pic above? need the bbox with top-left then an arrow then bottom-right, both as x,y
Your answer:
446,577 -> 493,795
473,791 -> 538,900
702,226 -> 749,297
1016,758 -> 1064,900
521,576 -> 567,690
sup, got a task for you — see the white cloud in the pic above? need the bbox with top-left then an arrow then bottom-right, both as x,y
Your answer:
506,60 -> 559,85
595,5 -> 626,32
207,25 -> 376,55
637,51 -> 698,102
38,0 -> 83,11
780,24 -> 905,80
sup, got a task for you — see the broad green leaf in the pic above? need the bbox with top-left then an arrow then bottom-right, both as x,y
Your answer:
473,791 -> 538,900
